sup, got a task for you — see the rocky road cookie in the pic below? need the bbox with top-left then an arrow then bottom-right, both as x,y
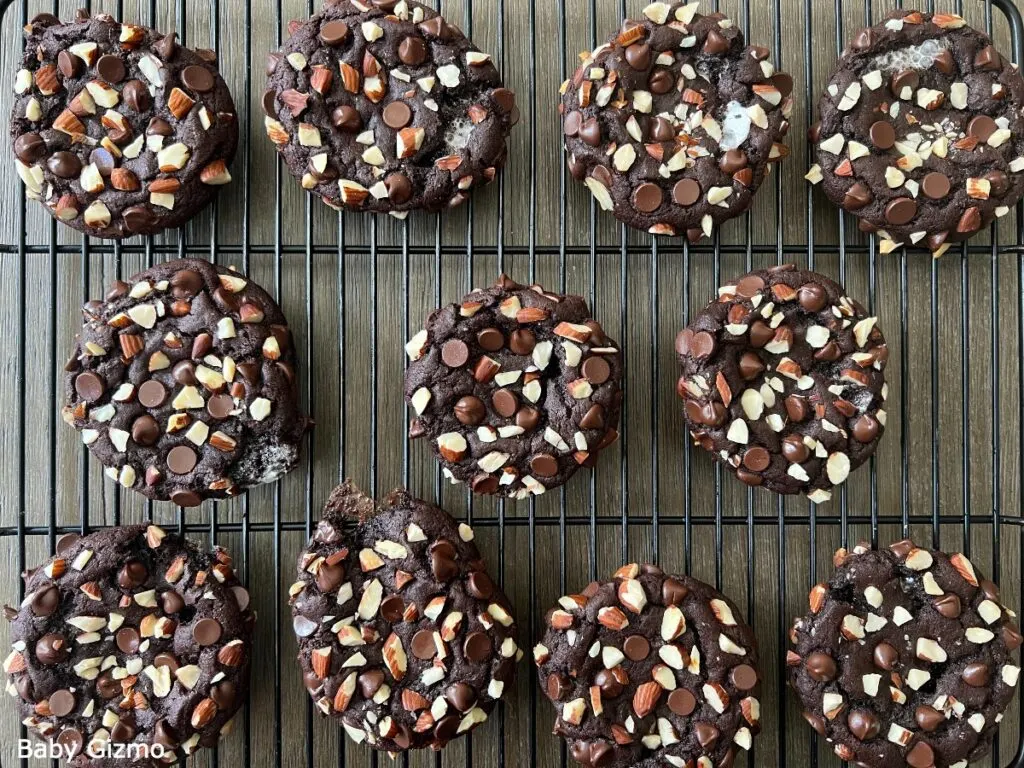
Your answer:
789,541 -> 1022,768
807,10 -> 1024,256
62,258 -> 308,507
264,0 -> 517,217
11,11 -> 237,239
404,275 -> 622,500
676,265 -> 888,502
560,1 -> 792,240
290,482 -> 519,752
534,564 -> 762,768
3,524 -> 254,764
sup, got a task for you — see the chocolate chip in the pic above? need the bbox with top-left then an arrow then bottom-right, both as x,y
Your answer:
731,663 -> 758,690
441,339 -> 470,367
47,152 -> 82,179
581,356 -> 611,384
162,590 -> 184,614
872,641 -> 898,670
454,396 -> 485,425
805,651 -> 837,681
921,172 -> 951,200
906,741 -> 934,768
890,69 -> 919,98
48,689 -> 76,717
14,133 -> 46,164
885,197 -> 917,226
933,592 -> 961,619
847,709 -> 880,741
667,688 -> 696,716
509,329 -> 536,355
181,65 -> 215,93
915,704 -> 943,732
843,182 -> 873,210
579,404 -> 604,430
318,20 -> 350,46
74,371 -> 105,403
852,414 -> 880,443
398,35 -> 427,65
624,43 -> 651,70
384,172 -> 412,204
380,595 -> 405,622
138,380 -> 167,408
579,118 -> 601,147
632,183 -> 663,213
467,571 -> 494,599
738,352 -> 765,380
868,120 -> 895,149
35,633 -> 69,665
167,445 -> 197,475
412,629 -> 436,659
623,635 -> 650,661
383,101 -> 413,130
662,577 -> 688,605
968,115 -> 998,142
477,327 -> 504,351
530,454 -> 559,478
57,50 -> 82,78
720,149 -> 748,175
116,627 -> 141,654
332,105 -> 362,131
517,406 -> 541,431
704,28 -> 730,55
97,54 -> 126,84
192,617 -> 222,646
742,447 -> 770,472
358,669 -> 385,698
492,389 -> 518,417
962,662 -> 990,687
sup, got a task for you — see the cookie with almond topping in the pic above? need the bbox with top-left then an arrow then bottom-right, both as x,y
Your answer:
676,265 -> 888,502
789,541 -> 1022,768
808,9 -> 1024,255
534,564 -> 762,768
263,0 -> 517,217
290,482 -> 519,752
3,524 -> 254,765
11,11 -> 238,239
560,2 -> 793,240
62,258 -> 308,507
404,274 -> 623,500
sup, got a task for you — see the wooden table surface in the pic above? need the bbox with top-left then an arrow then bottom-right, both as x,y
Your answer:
2,1 -> 1022,766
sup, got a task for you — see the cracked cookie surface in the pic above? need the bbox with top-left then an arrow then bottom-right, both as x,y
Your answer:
11,11 -> 237,239
676,265 -> 888,502
264,0 -> 517,216
560,1 -> 792,240
809,10 -> 1024,255
790,542 -> 1022,768
535,564 -> 762,768
4,525 -> 254,767
62,258 -> 307,506
290,482 -> 518,752
404,275 -> 622,499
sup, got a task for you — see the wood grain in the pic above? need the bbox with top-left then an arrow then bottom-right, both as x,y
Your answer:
1,1 -> 1021,766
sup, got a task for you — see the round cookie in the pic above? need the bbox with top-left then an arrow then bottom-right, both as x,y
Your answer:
808,10 -> 1024,256
789,541 -> 1022,768
11,11 -> 238,239
61,258 -> 308,507
3,525 -> 254,764
560,2 -> 793,240
290,482 -> 519,752
264,0 -> 518,216
534,564 -> 762,768
675,265 -> 888,502
404,275 -> 623,500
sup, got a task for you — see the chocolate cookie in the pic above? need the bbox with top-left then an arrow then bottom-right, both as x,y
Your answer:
3,525 -> 254,765
676,265 -> 888,502
264,0 -> 517,217
560,2 -> 793,240
807,10 -> 1024,256
789,541 -> 1022,768
11,11 -> 238,239
534,564 -> 762,768
404,275 -> 622,499
290,482 -> 519,752
61,259 -> 308,507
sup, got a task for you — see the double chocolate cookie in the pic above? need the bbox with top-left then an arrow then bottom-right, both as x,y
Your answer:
290,482 -> 519,752
561,2 -> 793,240
534,564 -> 762,768
676,266 -> 888,502
62,259 -> 307,507
790,541 -> 1022,768
11,11 -> 238,239
404,275 -> 622,499
808,10 -> 1024,255
264,0 -> 517,216
3,525 -> 254,764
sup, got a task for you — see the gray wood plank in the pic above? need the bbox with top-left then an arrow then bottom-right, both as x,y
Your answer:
0,1 -> 1021,767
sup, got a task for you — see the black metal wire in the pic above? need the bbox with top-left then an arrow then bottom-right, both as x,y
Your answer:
3,1 -> 1024,767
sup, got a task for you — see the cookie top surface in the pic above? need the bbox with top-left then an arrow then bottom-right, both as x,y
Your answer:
809,10 -> 1024,254
4,525 -> 254,766
404,275 -> 623,500
290,482 -> 519,752
675,265 -> 888,502
264,0 -> 517,216
11,11 -> 238,239
789,542 -> 1022,768
534,564 -> 762,768
62,258 -> 307,507
561,2 -> 793,240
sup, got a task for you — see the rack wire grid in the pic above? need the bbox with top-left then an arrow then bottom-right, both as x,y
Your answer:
2,0 -> 1024,766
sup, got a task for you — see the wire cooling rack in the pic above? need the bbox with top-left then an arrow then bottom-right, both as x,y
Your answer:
1,0 -> 1024,767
